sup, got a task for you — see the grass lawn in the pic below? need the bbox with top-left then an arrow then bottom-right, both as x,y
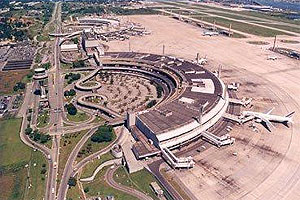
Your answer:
37,110 -> 50,128
192,16 -> 293,37
0,118 -> 31,172
24,150 -> 48,200
67,112 -> 89,122
66,181 -> 83,200
82,166 -> 138,200
80,152 -> 114,179
255,23 -> 300,34
247,41 -> 270,45
0,118 -> 47,200
76,131 -> 116,162
90,116 -> 106,124
0,168 -> 28,200
113,166 -> 160,200
166,1 -> 300,25
0,71 -> 29,95
61,62 -> 72,69
58,130 -> 89,184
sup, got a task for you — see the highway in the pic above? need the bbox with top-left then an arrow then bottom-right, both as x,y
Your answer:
46,2 -> 64,200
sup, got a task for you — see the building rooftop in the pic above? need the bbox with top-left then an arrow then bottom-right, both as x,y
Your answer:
104,52 -> 223,135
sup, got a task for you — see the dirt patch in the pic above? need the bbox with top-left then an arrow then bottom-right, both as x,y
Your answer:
0,70 -> 29,94
0,174 -> 15,199
247,41 -> 269,45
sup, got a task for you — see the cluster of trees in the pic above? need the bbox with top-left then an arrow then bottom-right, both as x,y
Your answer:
62,3 -> 158,18
65,73 -> 81,84
64,89 -> 76,97
109,7 -> 159,15
72,37 -> 79,44
72,60 -> 85,68
41,62 -> 51,70
25,127 -> 51,144
65,103 -> 77,115
91,125 -> 113,143
13,82 -> 26,92
68,177 -> 77,187
0,19 -> 28,41
156,85 -> 163,98
147,99 -> 157,108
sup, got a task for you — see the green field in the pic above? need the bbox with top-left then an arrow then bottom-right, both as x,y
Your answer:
24,151 -> 48,200
76,130 -> 116,162
67,112 -> 89,122
80,152 -> 114,179
168,1 -> 300,25
82,166 -> 138,200
192,16 -> 293,37
37,110 -> 50,128
113,166 -> 160,200
0,118 -> 31,172
0,118 -> 47,200
255,23 -> 300,34
58,130 -> 89,184
162,1 -> 299,36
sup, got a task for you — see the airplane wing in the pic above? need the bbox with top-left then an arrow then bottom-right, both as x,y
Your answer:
264,107 -> 275,115
260,116 -> 275,132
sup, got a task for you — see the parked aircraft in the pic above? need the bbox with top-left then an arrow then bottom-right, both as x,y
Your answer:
203,31 -> 219,36
242,108 -> 294,131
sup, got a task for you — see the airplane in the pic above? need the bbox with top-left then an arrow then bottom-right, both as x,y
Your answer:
241,108 -> 295,132
203,31 -> 219,36
197,57 -> 207,65
267,55 -> 278,60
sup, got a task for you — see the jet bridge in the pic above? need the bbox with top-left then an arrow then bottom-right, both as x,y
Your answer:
161,147 -> 195,169
201,131 -> 235,148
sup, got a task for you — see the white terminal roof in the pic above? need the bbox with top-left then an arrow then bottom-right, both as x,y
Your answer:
191,79 -> 215,94
35,68 -> 45,72
179,97 -> 195,104
61,44 -> 78,51
85,40 -> 102,48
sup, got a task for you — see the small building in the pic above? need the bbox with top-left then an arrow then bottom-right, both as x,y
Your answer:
33,68 -> 48,80
61,44 -> 78,52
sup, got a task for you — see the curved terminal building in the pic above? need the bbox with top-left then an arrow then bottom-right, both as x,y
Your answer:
75,52 -> 229,158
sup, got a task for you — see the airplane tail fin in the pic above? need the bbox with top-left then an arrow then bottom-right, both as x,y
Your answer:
285,111 -> 295,118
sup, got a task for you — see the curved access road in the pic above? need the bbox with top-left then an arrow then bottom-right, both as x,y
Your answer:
105,166 -> 153,200
57,127 -> 98,200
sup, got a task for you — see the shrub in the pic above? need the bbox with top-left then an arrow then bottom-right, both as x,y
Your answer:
66,103 -> 77,115
68,177 -> 77,187
91,125 -> 113,143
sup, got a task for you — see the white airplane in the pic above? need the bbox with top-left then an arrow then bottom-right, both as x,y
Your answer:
242,108 -> 295,131
203,31 -> 219,36
197,57 -> 207,65
267,55 -> 278,60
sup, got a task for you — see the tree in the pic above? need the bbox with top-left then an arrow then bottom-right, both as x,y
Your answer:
91,125 -> 113,143
72,60 -> 85,68
41,168 -> 47,174
64,90 -> 70,97
72,37 -> 79,44
68,177 -> 77,187
33,132 -> 41,141
66,103 -> 77,115
84,187 -> 89,193
25,127 -> 33,135
147,100 -> 157,108
40,134 -> 50,144
68,89 -> 76,96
